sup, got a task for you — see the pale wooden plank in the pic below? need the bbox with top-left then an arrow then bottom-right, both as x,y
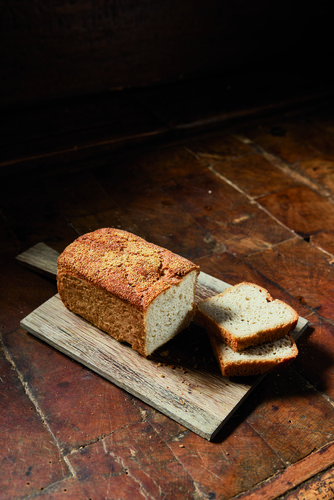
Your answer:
16,242 -> 60,278
20,292 -> 308,440
18,243 -> 308,439
20,294 -> 253,440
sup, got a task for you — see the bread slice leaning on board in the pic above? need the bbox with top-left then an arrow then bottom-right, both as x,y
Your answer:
197,282 -> 299,352
57,228 -> 200,357
196,282 -> 299,377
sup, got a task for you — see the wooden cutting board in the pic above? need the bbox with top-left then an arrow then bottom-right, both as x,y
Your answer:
18,243 -> 308,441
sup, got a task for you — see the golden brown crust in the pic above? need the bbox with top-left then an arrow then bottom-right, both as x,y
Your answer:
207,315 -> 298,352
57,228 -> 200,311
57,273 -> 148,355
57,228 -> 200,356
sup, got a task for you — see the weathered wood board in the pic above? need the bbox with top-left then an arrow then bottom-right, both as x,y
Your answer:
16,242 -> 59,278
18,243 -> 308,440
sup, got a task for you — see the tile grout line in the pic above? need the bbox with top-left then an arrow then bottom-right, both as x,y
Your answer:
0,338 -> 77,479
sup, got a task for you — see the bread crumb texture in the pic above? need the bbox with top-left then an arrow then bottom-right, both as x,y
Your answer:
210,333 -> 298,377
197,282 -> 299,351
219,334 -> 297,361
57,228 -> 199,310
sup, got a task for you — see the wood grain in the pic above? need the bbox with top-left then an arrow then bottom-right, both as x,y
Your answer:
259,185 -> 334,237
16,242 -> 59,278
0,349 -> 69,498
237,441 -> 334,500
19,243 -> 308,440
4,94 -> 334,498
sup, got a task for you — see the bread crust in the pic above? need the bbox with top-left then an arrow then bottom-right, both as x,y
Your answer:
57,273 -> 147,354
209,332 -> 298,377
196,282 -> 299,352
57,228 -> 200,356
58,228 -> 199,310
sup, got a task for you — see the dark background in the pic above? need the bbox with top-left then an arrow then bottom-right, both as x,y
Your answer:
1,1 -> 333,109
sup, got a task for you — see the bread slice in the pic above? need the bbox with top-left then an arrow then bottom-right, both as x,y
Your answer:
209,332 -> 298,377
57,228 -> 200,357
196,282 -> 299,352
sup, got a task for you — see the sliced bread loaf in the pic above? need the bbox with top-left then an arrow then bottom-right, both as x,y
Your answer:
197,282 -> 299,352
57,228 -> 200,357
209,332 -> 298,377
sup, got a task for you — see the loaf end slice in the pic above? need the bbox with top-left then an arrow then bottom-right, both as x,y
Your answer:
209,332 -> 298,377
196,282 -> 299,351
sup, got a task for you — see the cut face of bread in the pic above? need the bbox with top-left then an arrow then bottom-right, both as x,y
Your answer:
209,332 -> 298,377
197,282 -> 299,351
144,270 -> 198,355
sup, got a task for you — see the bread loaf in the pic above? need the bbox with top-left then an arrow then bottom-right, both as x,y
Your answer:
57,228 -> 200,357
209,332 -> 298,377
197,282 -> 299,352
